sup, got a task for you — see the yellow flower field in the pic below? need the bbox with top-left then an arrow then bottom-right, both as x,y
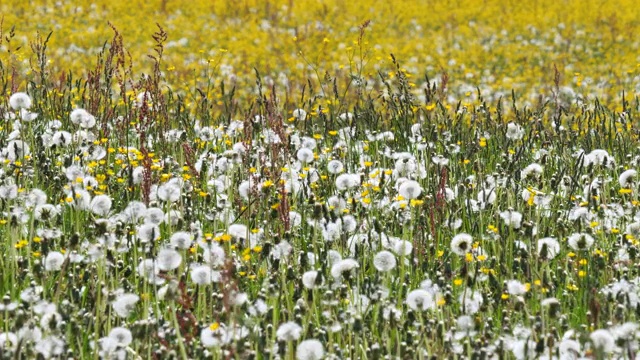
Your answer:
2,0 -> 640,106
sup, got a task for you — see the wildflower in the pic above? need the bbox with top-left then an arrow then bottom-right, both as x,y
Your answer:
398,180 -> 422,200
296,339 -> 325,360
112,293 -> 139,318
506,280 -> 527,295
406,289 -> 435,311
69,108 -> 96,129
459,288 -> 483,314
9,92 -> 32,110
44,251 -> 65,271
431,155 -> 449,166
157,181 -> 181,202
0,332 -> 18,351
537,237 -> 560,260
589,329 -> 615,354
521,163 -> 543,180
228,223 -> 248,242
297,148 -> 315,163
276,321 -> 303,341
202,243 -> 226,267
373,250 -> 397,272
330,258 -> 359,280
170,231 -> 193,250
506,122 -> 525,140
89,194 -> 112,216
0,184 -> 17,200
451,233 -> 473,256
499,209 -> 522,229
137,223 -> 161,243
156,248 -> 182,271
585,149 -> 615,168
567,232 -> 595,251
302,271 -> 321,289
108,327 -> 132,346
6,140 -> 30,161
619,169 -> 637,188
327,159 -> 344,174
392,239 -> 413,256
335,173 -> 360,190
137,259 -> 164,285
190,264 -> 220,285
292,108 -> 307,121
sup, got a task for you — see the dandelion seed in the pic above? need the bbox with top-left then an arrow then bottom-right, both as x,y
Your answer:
335,173 -> 360,191
170,231 -> 192,249
296,339 -> 325,360
499,209 -> 523,229
143,207 -> 165,225
392,239 -> 413,256
302,271 -> 321,289
137,223 -> 160,243
589,329 -> 615,353
398,180 -> 422,200
9,92 -> 32,110
190,264 -> 220,285
157,182 -> 181,202
108,327 -> 132,346
330,258 -> 359,280
276,322 -> 303,341
70,108 -> 96,129
506,280 -> 527,295
156,248 -> 182,271
619,169 -> 637,188
537,237 -> 560,259
0,184 -> 18,200
293,108 -> 307,121
406,289 -> 435,311
373,250 -> 397,272
451,233 -> 473,256
506,122 -> 525,140
6,140 -> 30,161
44,251 -> 65,271
459,288 -> 483,314
0,332 -> 18,351
297,148 -> 315,163
567,232 -> 595,251
327,159 -> 344,174
90,194 -> 112,216
112,293 -> 139,318
521,163 -> 543,180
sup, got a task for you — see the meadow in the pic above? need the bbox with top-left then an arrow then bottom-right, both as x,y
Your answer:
1,0 -> 640,359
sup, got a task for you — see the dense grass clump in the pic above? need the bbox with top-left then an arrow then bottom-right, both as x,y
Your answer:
2,2 -> 640,359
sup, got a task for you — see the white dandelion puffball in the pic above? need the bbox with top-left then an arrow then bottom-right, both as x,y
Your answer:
506,122 -> 524,140
619,169 -> 637,188
330,258 -> 359,279
302,271 -> 321,289
406,289 -> 435,311
327,159 -> 344,174
567,232 -> 595,251
190,264 -> 219,285
373,250 -> 397,272
297,148 -> 315,163
537,237 -> 560,259
44,251 -> 65,271
170,231 -> 193,250
156,248 -> 182,271
292,108 -> 307,121
9,92 -> 32,110
296,339 -> 325,360
451,233 -> 473,256
276,321 -> 303,341
90,194 -> 112,216
112,293 -> 139,318
137,223 -> 161,243
398,180 -> 422,200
